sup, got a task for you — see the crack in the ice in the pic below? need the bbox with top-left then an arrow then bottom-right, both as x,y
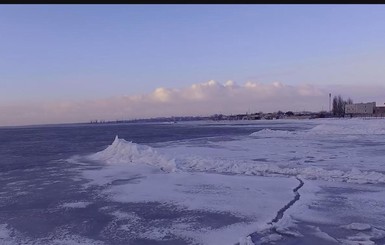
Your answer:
269,177 -> 304,225
238,177 -> 304,244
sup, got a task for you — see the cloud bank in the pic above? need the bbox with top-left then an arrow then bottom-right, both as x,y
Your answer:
1,80 -> 383,126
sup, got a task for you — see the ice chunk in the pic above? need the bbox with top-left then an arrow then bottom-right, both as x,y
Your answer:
311,226 -> 339,243
239,235 -> 254,245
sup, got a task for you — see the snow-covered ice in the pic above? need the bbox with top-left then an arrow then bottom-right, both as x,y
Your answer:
71,118 -> 385,244
80,160 -> 297,244
2,118 -> 385,244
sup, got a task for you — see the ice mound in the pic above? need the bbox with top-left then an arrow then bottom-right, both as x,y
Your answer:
249,129 -> 295,137
89,136 -> 176,172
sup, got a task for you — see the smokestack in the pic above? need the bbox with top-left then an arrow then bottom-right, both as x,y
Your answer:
329,93 -> 331,112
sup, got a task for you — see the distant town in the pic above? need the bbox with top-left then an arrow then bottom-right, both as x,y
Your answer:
88,95 -> 385,124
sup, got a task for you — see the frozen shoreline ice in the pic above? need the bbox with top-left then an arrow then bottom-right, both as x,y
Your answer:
2,118 -> 381,244
78,118 -> 385,244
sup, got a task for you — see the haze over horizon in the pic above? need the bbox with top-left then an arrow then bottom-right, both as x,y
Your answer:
1,4 -> 385,126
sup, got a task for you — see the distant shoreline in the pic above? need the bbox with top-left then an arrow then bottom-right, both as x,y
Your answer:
2,114 -> 385,129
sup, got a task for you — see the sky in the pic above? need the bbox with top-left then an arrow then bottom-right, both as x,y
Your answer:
1,4 -> 385,126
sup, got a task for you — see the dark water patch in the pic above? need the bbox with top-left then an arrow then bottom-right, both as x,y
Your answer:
253,158 -> 269,162
111,176 -> 143,185
129,237 -> 190,245
289,157 -> 301,161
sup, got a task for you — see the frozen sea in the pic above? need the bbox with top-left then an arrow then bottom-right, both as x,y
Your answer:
1,118 -> 385,245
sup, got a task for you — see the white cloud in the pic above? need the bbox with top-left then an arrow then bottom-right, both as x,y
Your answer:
0,80 -> 383,126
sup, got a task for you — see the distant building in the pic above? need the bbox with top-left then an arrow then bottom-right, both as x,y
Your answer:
345,102 -> 385,117
345,102 -> 376,116
375,106 -> 385,116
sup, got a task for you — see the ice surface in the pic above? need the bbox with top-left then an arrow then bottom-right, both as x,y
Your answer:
79,157 -> 297,244
105,172 -> 296,218
66,118 -> 385,244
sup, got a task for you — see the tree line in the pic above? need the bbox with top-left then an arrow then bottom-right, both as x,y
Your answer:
332,95 -> 353,117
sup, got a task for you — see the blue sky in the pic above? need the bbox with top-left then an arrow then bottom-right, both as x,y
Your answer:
1,5 -> 385,125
